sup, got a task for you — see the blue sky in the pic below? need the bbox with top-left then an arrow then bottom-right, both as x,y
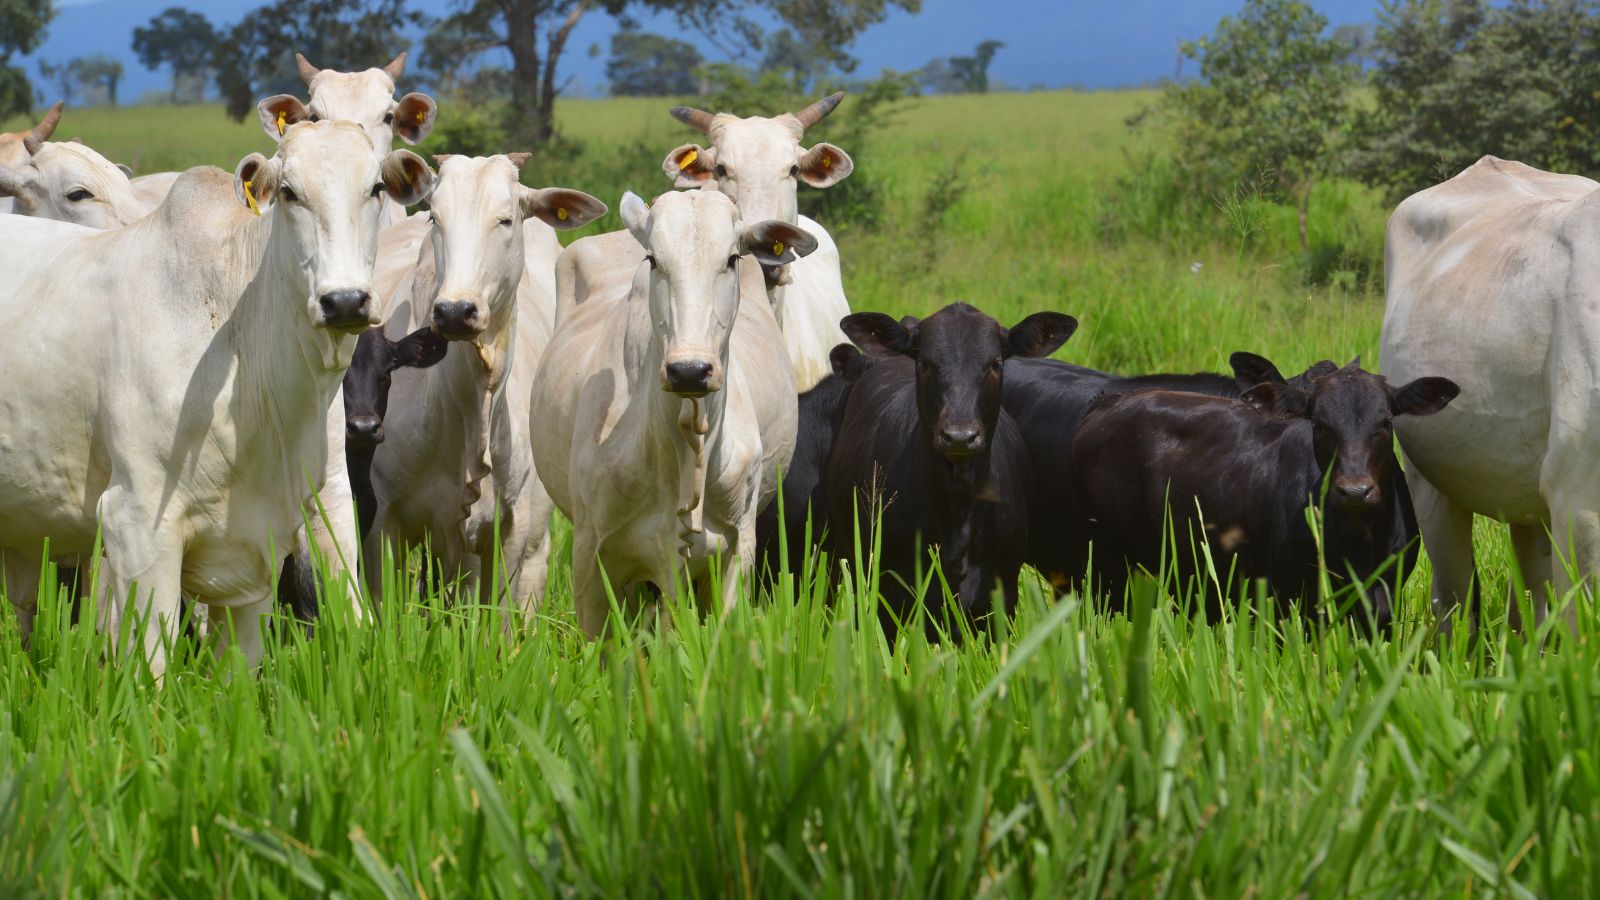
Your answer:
30,0 -> 1383,102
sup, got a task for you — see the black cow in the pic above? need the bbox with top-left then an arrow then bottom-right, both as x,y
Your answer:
277,324 -> 448,623
1070,360 -> 1458,632
826,302 -> 1076,643
754,343 -> 875,581
1001,353 -> 1338,591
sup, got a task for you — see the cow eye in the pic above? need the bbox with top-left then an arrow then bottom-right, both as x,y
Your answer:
498,217 -> 513,227
727,255 -> 739,270
370,183 -> 384,198
789,164 -> 800,177
714,164 -> 727,178
383,113 -> 394,125
308,114 -> 321,123
279,187 -> 299,203
66,188 -> 92,202
646,255 -> 657,270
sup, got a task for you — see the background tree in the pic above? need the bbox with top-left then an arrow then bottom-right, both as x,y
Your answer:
1163,0 -> 1355,252
0,0 -> 54,118
1352,0 -> 1600,199
133,7 -> 220,104
70,55 -> 125,106
605,28 -> 701,96
36,59 -> 75,106
213,0 -> 426,122
948,39 -> 1003,93
427,0 -> 920,148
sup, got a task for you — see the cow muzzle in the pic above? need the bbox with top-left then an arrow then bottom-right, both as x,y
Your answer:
319,290 -> 374,333
432,300 -> 484,341
1333,477 -> 1381,511
346,414 -> 384,447
662,357 -> 720,398
936,424 -> 985,461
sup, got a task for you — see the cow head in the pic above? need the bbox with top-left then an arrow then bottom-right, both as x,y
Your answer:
662,93 -> 853,230
424,153 -> 605,341
258,52 -> 436,160
235,118 -> 436,334
1245,360 -> 1459,511
0,101 -> 62,168
0,137 -> 143,228
343,324 -> 449,446
843,303 -> 1076,463
1231,352 -> 1340,413
620,189 -> 817,397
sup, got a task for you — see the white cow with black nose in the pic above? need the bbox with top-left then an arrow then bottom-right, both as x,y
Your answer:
362,154 -> 604,626
533,189 -> 814,637
555,94 -> 854,390
0,121 -> 435,675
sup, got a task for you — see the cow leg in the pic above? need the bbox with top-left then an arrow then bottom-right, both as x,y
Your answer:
206,595 -> 273,669
572,526 -> 610,639
1407,461 -> 1478,637
1542,500 -> 1594,638
1507,523 -> 1554,632
2,548 -> 42,642
303,411 -> 367,624
98,523 -> 185,679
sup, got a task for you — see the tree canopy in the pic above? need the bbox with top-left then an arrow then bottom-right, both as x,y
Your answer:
606,29 -> 701,97
0,0 -> 54,117
133,6 -> 220,104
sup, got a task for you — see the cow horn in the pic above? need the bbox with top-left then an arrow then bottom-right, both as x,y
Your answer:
296,53 -> 321,85
381,51 -> 407,82
504,151 -> 532,169
22,134 -> 40,156
790,92 -> 845,131
30,101 -> 63,142
670,105 -> 716,134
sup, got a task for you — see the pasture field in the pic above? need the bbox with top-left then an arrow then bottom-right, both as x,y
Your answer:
1,92 -> 1590,896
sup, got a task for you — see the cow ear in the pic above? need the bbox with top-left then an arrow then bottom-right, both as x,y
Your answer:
233,153 -> 279,210
841,312 -> 914,358
381,150 -> 435,206
620,191 -> 651,247
798,142 -> 852,188
1390,376 -> 1459,417
0,164 -> 33,198
663,144 -> 715,188
742,220 -> 818,266
1242,382 -> 1309,417
392,325 -> 448,370
521,186 -> 607,230
829,343 -> 874,383
258,95 -> 310,143
1005,312 -> 1077,359
1229,351 -> 1285,389
393,93 -> 436,144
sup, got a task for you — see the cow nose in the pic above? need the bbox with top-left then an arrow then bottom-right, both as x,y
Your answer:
346,414 -> 384,446
1336,479 -> 1378,506
432,301 -> 482,339
319,290 -> 372,330
940,426 -> 982,457
665,360 -> 714,395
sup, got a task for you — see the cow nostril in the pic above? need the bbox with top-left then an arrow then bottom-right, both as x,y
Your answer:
942,427 -> 980,447
347,415 -> 384,444
432,301 -> 482,337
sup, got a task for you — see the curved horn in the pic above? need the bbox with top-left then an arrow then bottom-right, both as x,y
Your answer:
295,53 -> 321,85
22,134 -> 41,156
30,101 -> 64,142
670,105 -> 716,134
791,91 -> 845,131
381,51 -> 407,82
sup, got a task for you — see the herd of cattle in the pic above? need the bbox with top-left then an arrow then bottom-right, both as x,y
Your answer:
0,52 -> 1592,672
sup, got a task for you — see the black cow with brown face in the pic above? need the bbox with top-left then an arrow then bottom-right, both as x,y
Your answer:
826,302 -> 1076,643
1070,359 -> 1457,632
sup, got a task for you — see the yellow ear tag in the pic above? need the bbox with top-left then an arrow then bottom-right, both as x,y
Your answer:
556,207 -> 568,221
679,148 -> 698,171
276,110 -> 287,136
821,154 -> 832,168
244,180 -> 261,216
773,241 -> 784,256
415,110 -> 425,123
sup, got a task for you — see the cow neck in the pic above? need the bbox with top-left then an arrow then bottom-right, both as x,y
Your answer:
928,442 -> 991,583
644,358 -> 729,560
229,205 -> 353,491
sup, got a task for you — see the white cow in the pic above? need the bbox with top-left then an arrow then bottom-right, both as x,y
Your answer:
0,135 -> 143,228
364,154 -> 604,625
555,94 -> 854,390
533,190 -> 815,637
0,121 -> 434,674
1382,154 -> 1600,635
0,102 -> 62,217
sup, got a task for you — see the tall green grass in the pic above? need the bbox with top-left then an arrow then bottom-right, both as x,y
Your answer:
2,91 -> 1585,894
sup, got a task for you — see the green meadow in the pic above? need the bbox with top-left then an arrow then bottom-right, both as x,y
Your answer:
1,92 -> 1585,896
